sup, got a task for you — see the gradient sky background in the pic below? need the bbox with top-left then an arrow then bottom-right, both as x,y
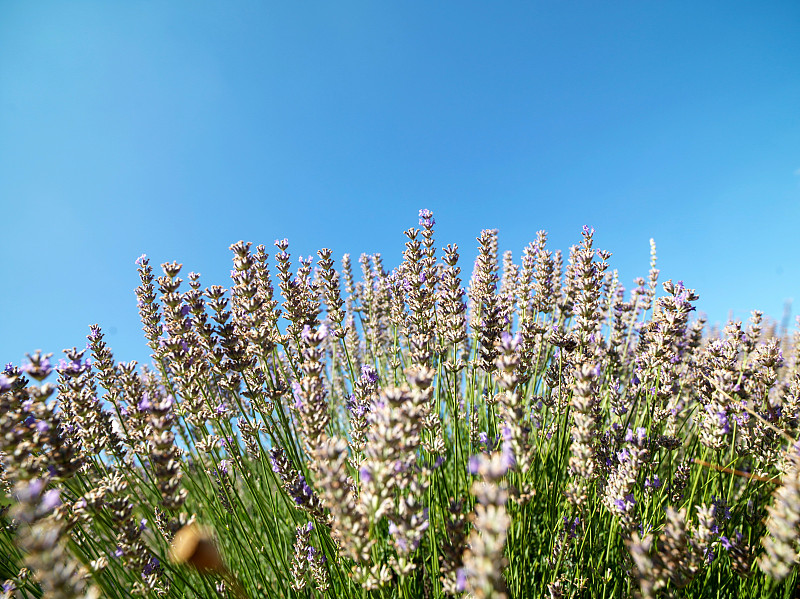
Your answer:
1,2 -> 798,369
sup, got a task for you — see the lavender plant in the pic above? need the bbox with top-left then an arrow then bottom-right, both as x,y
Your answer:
3,210 -> 800,598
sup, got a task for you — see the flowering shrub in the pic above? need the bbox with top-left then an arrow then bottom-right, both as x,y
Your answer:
2,210 -> 799,598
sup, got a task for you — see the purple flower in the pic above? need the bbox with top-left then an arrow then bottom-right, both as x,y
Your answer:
57,357 -> 89,377
142,557 -> 160,577
612,493 -> 636,515
40,489 -> 61,512
636,427 -> 647,444
346,395 -> 362,416
138,394 -> 152,412
114,546 -> 124,558
644,475 -> 662,489
500,441 -> 516,472
359,467 -> 372,483
388,522 -> 409,552
731,406 -> 749,426
297,476 -> 314,502
708,405 -> 731,434
135,254 -> 147,266
291,381 -> 303,410
24,478 -> 45,499
418,208 -> 435,227
21,356 -> 52,378
564,516 -> 580,539
500,331 -> 521,349
360,364 -> 378,385
711,495 -> 731,521
456,568 -> 467,591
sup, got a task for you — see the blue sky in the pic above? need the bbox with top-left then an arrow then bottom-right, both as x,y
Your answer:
1,1 -> 798,368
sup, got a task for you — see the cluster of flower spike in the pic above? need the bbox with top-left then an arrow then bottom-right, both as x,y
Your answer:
3,209 -> 800,599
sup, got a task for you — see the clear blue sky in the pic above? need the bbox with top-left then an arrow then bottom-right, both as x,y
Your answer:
1,1 -> 798,368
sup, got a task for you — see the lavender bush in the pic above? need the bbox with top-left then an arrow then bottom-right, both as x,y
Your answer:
2,210 -> 800,598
